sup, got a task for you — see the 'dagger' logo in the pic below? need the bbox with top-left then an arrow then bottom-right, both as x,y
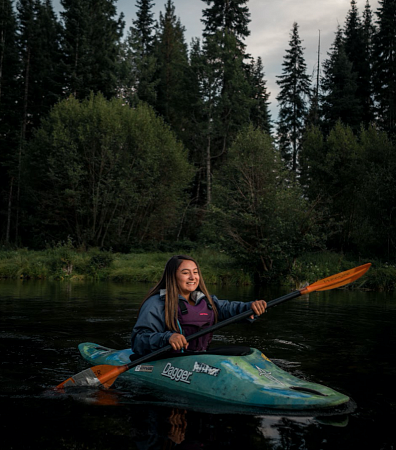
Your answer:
161,362 -> 193,384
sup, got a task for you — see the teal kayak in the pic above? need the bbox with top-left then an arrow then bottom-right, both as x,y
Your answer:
78,342 -> 350,411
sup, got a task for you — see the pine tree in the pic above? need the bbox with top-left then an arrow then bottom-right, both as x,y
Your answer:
246,56 -> 271,133
121,0 -> 158,105
153,0 -> 189,133
61,0 -> 125,99
133,0 -> 156,55
343,0 -> 373,126
276,22 -> 311,172
372,0 -> 396,135
202,0 -> 250,50
321,26 -> 361,133
200,0 -> 253,203
15,0 -> 63,242
0,0 -> 20,243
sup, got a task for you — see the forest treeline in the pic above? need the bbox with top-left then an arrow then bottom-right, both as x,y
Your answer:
0,0 -> 395,281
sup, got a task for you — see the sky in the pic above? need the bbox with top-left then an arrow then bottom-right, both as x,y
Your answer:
54,0 -> 381,121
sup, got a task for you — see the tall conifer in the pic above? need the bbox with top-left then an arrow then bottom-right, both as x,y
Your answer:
321,26 -> 361,133
372,0 -> 396,135
276,22 -> 311,172
122,0 -> 157,105
61,0 -> 124,99
153,0 -> 189,132
0,0 -> 20,243
344,0 -> 373,126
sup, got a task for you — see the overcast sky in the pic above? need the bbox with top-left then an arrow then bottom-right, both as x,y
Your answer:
54,0 -> 380,121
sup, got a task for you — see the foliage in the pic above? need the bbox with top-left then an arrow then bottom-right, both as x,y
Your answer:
0,247 -> 253,285
300,123 -> 396,259
1,0 -> 396,283
25,93 -> 194,248
207,126 -> 325,281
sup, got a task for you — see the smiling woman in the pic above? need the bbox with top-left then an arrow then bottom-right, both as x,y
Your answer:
130,255 -> 267,355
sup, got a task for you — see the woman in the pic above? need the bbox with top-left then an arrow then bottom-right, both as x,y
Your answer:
131,255 -> 267,356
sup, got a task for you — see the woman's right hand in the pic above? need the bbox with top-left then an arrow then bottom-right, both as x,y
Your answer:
169,333 -> 189,351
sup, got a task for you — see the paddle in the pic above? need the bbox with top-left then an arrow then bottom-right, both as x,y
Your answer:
56,262 -> 371,389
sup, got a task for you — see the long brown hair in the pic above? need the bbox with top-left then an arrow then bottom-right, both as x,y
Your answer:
138,255 -> 218,332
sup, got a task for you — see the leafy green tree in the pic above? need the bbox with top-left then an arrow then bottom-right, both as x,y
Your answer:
25,93 -> 194,248
372,0 -> 396,135
357,126 -> 396,259
301,122 -> 396,259
61,0 -> 125,99
300,122 -> 365,253
276,22 -> 311,172
209,126 -> 324,280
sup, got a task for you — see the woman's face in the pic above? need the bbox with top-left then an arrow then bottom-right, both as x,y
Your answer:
176,260 -> 200,299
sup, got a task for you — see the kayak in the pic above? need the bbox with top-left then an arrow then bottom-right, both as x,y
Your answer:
78,342 -> 350,411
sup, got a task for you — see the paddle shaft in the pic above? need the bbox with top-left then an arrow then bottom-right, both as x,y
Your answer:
123,289 -> 302,370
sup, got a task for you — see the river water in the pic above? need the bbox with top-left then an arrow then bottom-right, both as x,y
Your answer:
1,280 -> 395,449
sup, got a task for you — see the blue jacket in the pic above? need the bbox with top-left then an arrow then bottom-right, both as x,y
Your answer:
131,289 -> 254,356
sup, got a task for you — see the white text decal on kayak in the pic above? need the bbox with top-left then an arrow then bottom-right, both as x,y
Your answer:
135,365 -> 154,373
161,362 -> 193,384
192,361 -> 221,377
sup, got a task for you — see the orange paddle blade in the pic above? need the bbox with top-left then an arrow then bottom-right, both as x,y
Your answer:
300,263 -> 371,295
56,364 -> 128,389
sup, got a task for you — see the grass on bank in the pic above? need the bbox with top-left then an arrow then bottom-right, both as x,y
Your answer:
0,245 -> 394,291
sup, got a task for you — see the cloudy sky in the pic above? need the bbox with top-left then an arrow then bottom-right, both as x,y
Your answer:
55,0 -> 380,120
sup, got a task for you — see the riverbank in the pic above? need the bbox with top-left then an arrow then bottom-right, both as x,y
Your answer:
0,246 -> 394,291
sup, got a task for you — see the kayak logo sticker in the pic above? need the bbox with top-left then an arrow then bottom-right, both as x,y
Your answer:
192,361 -> 221,377
135,365 -> 154,373
161,362 -> 193,384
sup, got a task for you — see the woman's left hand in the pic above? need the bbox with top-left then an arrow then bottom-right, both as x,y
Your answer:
250,300 -> 267,319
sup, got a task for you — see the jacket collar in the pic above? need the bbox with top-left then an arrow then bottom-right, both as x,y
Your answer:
159,289 -> 206,303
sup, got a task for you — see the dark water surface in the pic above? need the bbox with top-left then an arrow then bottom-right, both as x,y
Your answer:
1,280 -> 395,449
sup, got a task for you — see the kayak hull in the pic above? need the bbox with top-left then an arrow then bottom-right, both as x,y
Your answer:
78,342 -> 350,411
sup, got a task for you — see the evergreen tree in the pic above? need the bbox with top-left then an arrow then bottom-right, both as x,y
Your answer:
133,0 -> 156,54
246,56 -> 272,133
202,0 -> 250,50
61,0 -> 125,99
343,0 -> 373,126
121,0 -> 158,105
200,0 -> 253,203
321,26 -> 361,133
0,0 -> 20,243
153,0 -> 189,134
276,22 -> 311,172
13,0 -> 63,243
372,0 -> 396,135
